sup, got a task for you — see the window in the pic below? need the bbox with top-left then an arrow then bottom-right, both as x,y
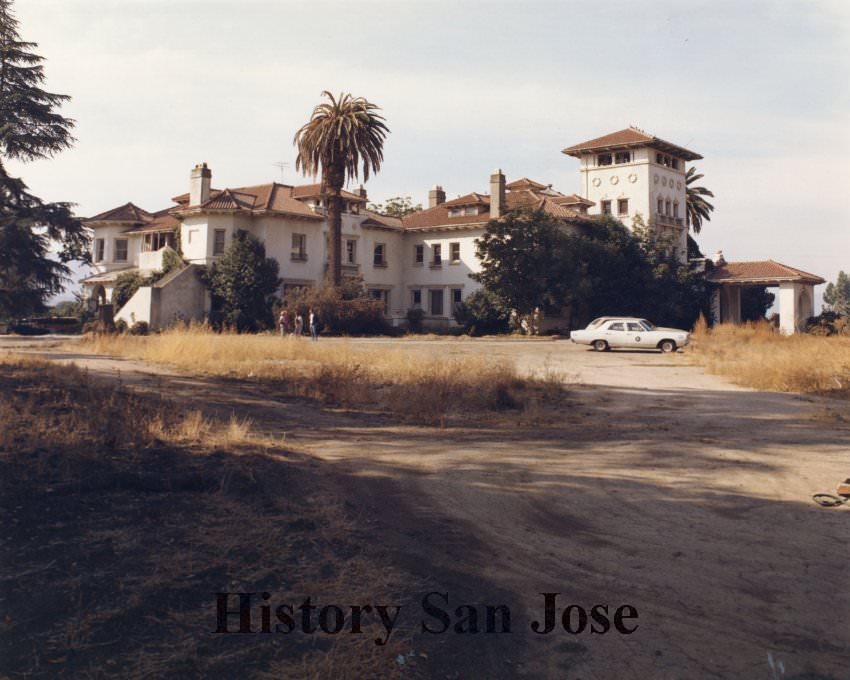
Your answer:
369,289 -> 389,314
213,229 -> 226,256
373,243 -> 386,267
615,151 -> 631,164
449,242 -> 460,263
670,158 -> 679,170
627,323 -> 643,332
345,239 -> 356,265
451,288 -> 463,311
429,289 -> 444,316
673,202 -> 679,218
657,198 -> 664,214
608,322 -> 625,331
94,238 -> 105,262
143,231 -> 175,252
665,200 -> 671,216
656,153 -> 665,165
114,238 -> 128,262
411,289 -> 422,308
597,153 -> 613,166
291,233 -> 307,261
414,244 -> 424,264
431,243 -> 442,266
617,199 -> 629,216
600,200 -> 612,215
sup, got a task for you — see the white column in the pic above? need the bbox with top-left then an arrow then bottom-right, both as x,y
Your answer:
778,282 -> 797,335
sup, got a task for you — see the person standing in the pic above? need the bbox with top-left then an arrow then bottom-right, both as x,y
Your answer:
309,308 -> 319,341
294,312 -> 303,337
278,308 -> 289,337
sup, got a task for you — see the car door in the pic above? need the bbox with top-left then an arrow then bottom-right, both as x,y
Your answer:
605,321 -> 627,347
627,322 -> 646,348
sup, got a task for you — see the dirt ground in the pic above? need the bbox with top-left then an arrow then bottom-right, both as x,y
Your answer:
3,335 -> 848,679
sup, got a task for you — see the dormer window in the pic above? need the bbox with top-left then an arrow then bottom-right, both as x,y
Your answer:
597,153 -> 613,167
614,152 -> 631,164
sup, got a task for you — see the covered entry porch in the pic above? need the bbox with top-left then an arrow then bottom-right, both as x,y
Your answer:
707,259 -> 825,335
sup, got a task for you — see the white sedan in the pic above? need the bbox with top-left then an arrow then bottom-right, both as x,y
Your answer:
570,317 -> 689,353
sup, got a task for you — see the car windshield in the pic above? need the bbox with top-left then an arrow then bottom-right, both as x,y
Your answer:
640,320 -> 656,331
587,318 -> 607,329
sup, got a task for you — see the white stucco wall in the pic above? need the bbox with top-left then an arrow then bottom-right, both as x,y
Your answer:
115,286 -> 153,327
578,146 -> 689,262
401,228 -> 484,321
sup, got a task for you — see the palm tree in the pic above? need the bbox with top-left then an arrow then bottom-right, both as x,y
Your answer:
293,91 -> 389,286
685,166 -> 715,235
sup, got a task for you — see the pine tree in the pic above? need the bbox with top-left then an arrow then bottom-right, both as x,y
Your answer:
0,0 -> 88,320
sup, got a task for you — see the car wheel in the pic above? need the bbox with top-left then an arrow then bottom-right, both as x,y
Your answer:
593,340 -> 609,352
659,339 -> 676,353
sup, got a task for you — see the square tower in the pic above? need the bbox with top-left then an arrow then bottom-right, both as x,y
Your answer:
562,127 -> 702,262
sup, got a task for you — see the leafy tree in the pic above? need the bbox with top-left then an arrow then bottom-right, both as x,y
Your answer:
740,286 -> 775,321
367,195 -> 422,217
0,0 -> 88,320
823,270 -> 849,317
474,209 -> 711,332
453,289 -> 511,336
685,166 -> 715,234
473,207 -> 576,319
201,230 -> 281,332
293,91 -> 389,286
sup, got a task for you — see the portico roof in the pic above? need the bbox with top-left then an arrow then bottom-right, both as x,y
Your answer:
707,260 -> 825,286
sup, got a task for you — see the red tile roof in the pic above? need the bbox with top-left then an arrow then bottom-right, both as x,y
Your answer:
402,184 -> 590,230
123,209 -> 179,233
441,192 -> 490,208
172,183 -> 323,219
707,260 -> 825,285
84,202 -> 154,223
505,177 -> 549,191
359,208 -> 403,230
290,184 -> 368,203
562,127 -> 702,161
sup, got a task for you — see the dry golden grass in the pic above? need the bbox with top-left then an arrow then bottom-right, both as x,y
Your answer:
77,325 -> 568,422
0,355 -> 419,678
688,320 -> 850,396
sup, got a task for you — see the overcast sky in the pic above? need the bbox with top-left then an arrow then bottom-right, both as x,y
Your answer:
9,0 -> 850,303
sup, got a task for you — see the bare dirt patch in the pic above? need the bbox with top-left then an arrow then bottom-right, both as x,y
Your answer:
3,336 -> 849,679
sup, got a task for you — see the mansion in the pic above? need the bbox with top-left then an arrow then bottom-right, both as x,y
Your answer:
81,127 -> 822,333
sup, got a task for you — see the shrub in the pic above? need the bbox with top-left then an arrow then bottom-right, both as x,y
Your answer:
406,307 -> 425,333
283,281 -> 387,335
129,321 -> 149,336
114,318 -> 128,334
453,290 -> 511,336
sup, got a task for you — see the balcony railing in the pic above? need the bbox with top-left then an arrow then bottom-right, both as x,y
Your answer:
655,214 -> 684,228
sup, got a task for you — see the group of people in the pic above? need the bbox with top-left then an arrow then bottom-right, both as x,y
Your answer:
278,308 -> 320,341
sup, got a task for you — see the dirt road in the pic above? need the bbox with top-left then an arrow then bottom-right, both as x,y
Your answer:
5,336 -> 849,679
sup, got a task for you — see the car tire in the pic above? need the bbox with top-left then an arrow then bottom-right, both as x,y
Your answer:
593,340 -> 609,352
659,339 -> 676,353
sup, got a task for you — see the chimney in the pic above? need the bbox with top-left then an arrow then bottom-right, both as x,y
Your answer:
358,184 -> 368,200
428,185 -> 446,208
711,250 -> 726,266
490,168 -> 506,218
190,162 -> 211,206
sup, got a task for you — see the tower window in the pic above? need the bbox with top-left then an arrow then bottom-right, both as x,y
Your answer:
617,199 -> 629,216
597,153 -> 613,167
601,200 -> 612,215
615,152 -> 631,164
